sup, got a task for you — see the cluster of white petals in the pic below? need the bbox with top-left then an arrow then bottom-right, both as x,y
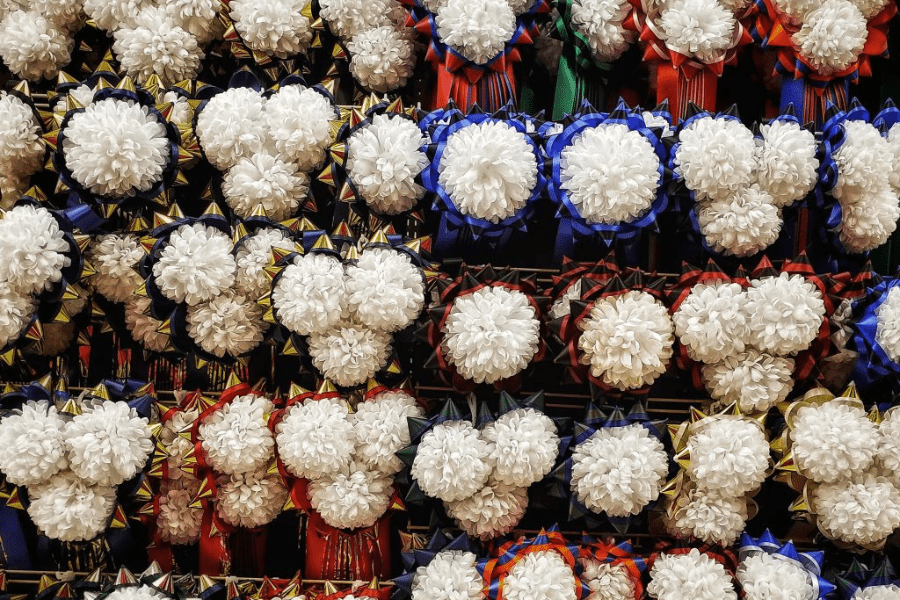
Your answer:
702,350 -> 795,413
569,0 -> 635,62
875,287 -> 900,362
698,186 -> 782,257
0,205 -> 70,295
445,479 -> 528,540
263,86 -> 337,172
104,586 -> 165,600
82,0 -> 149,31
745,273 -> 825,355
436,0 -> 516,64
276,398 -> 355,479
216,469 -> 288,528
352,391 -> 424,474
549,279 -> 584,320
319,0 -> 400,39
235,228 -> 296,300
755,120 -> 819,207
482,408 -> 558,487
349,26 -> 416,93
737,552 -> 816,600
790,400 -> 878,483
582,559 -> 637,600
27,472 -> 116,542
854,586 -> 900,600
90,234 -> 144,303
877,409 -> 900,485
411,420 -> 495,502
0,401 -> 68,486
647,549 -> 737,600
793,0 -> 867,76
676,117 -> 756,201
308,322 -> 392,387
157,487 -> 202,544
671,488 -> 748,545
164,0 -> 221,44
125,296 -> 169,352
199,395 -> 275,475
0,92 -> 45,203
412,551 -> 484,600
659,0 -> 735,63
673,282 -> 749,363
153,223 -> 236,306
229,0 -> 313,58
272,253 -> 346,336
686,416 -> 769,496
222,153 -> 309,220
0,282 -> 34,347
187,291 -> 266,358
195,87 -> 269,170
814,474 -> 900,546
503,550 -> 578,600
0,11 -> 73,81
345,247 -> 425,332
308,461 -> 394,529
112,7 -> 204,84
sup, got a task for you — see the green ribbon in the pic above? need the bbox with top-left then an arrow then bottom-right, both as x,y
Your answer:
551,0 -> 613,119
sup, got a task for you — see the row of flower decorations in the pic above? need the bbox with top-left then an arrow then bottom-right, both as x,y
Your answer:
0,0 -> 896,125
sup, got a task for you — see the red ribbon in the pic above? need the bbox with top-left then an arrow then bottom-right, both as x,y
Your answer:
304,512 -> 391,581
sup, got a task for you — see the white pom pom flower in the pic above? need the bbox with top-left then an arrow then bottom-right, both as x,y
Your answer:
229,0 -> 313,58
308,462 -> 395,529
442,286 -> 540,384
0,205 -> 69,295
878,408 -> 900,485
319,0 -> 400,39
308,322 -> 391,387
63,97 -> 169,198
702,350 -> 794,413
195,87 -> 269,170
349,26 -> 416,93
65,401 -> 153,487
673,282 -> 749,363
163,0 -> 221,43
347,114 -> 428,214
814,474 -> 900,546
698,186 -> 782,257
31,0 -> 84,32
235,228 -> 296,300
0,11 -> 73,81
82,0 -> 149,31
27,472 -> 116,542
157,487 -> 202,544
569,0 -> 634,62
854,586 -> 900,600
549,279 -> 585,320
659,0 -> 735,63
345,247 -> 425,332
90,234 -> 145,303
276,398 -> 355,479
676,117 -> 756,201
263,85 -> 337,172
571,423 -> 669,517
834,120 -> 893,194
745,273 -> 825,356
104,586 -> 165,600
887,124 -> 900,195
771,0 -> 818,20
412,551 -> 483,600
152,223 -> 236,306
437,0 -> 515,64
790,400 -> 878,483
272,253 -> 346,336
112,7 -> 204,84
439,120 -> 538,223
199,395 -> 275,475
352,391 -> 424,475
793,0 -> 867,76
851,0 -> 891,18
217,469 -> 288,528
187,291 -> 266,358
0,283 -> 34,347
578,291 -> 674,390
737,552 -> 815,600
53,85 -> 94,114
756,120 -> 819,208
560,123 -> 661,225
836,183 -> 900,253
0,401 -> 67,486
0,92 -> 45,188
648,549 -> 737,600
671,488 -> 748,545
222,153 -> 309,220
411,420 -> 495,502
581,559 -> 636,600
125,296 -> 169,352
481,408 -> 558,487
504,550 -> 578,600
445,479 -> 528,540
686,416 -> 769,496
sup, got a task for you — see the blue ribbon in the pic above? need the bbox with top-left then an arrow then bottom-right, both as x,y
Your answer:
0,501 -> 31,568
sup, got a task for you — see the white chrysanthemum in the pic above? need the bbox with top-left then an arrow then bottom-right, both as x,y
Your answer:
124,296 -> 169,352
112,7 -> 204,84
105,585 -> 167,600
349,25 -> 415,93
698,185 -> 782,257
648,549 -> 737,600
887,124 -> 900,194
0,11 -> 73,81
571,423 -> 669,517
836,183 -> 900,253
482,408 -> 558,487
90,234 -> 144,303
793,0 -> 867,76
737,552 -> 815,600
187,291 -> 266,358
0,92 -> 45,188
874,287 -> 900,362
347,114 -> 427,214
702,350 -> 794,413
319,0 -> 399,39
676,117 -> 756,200
439,120 -> 537,223
560,123 -> 660,225
850,0 -> 891,17
878,409 -> 900,486
791,400 -> 878,483
578,291 -> 674,390
216,469 -> 287,528
835,120 -> 893,194
308,322 -> 391,387
549,280 -> 585,320
63,97 -> 169,198
163,431 -> 197,479
411,420 -> 495,502
0,205 -> 69,295
222,153 -> 309,220
673,282 -> 749,363
263,85 -> 337,172
65,401 -> 153,487
504,550 -> 577,600
569,0 -> 634,62
0,282 -> 33,347
31,0 -> 84,32
82,0 -> 149,31
308,461 -> 394,529
276,398 -> 355,479
436,0 -> 515,64
229,0 -> 313,58
442,286 -> 540,384
659,0 -> 735,63
272,253 -> 346,336
671,489 -> 748,545
152,223 -> 236,306
164,0 -> 221,44
352,391 -> 424,475
235,228 -> 295,299
27,472 -> 116,542
814,474 -> 900,546
445,479 -> 528,540
686,416 -> 769,496
345,247 -> 425,332
195,87 -> 269,170
157,487 -> 202,544
54,84 -> 94,114
198,395 -> 275,475
745,273 -> 825,356
0,401 -> 67,486
582,559 -> 636,600
412,551 -> 483,600
854,586 -> 900,600
756,120 -> 819,207
771,0 -> 818,20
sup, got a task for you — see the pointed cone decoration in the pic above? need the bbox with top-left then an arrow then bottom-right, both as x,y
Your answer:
115,567 -> 138,587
